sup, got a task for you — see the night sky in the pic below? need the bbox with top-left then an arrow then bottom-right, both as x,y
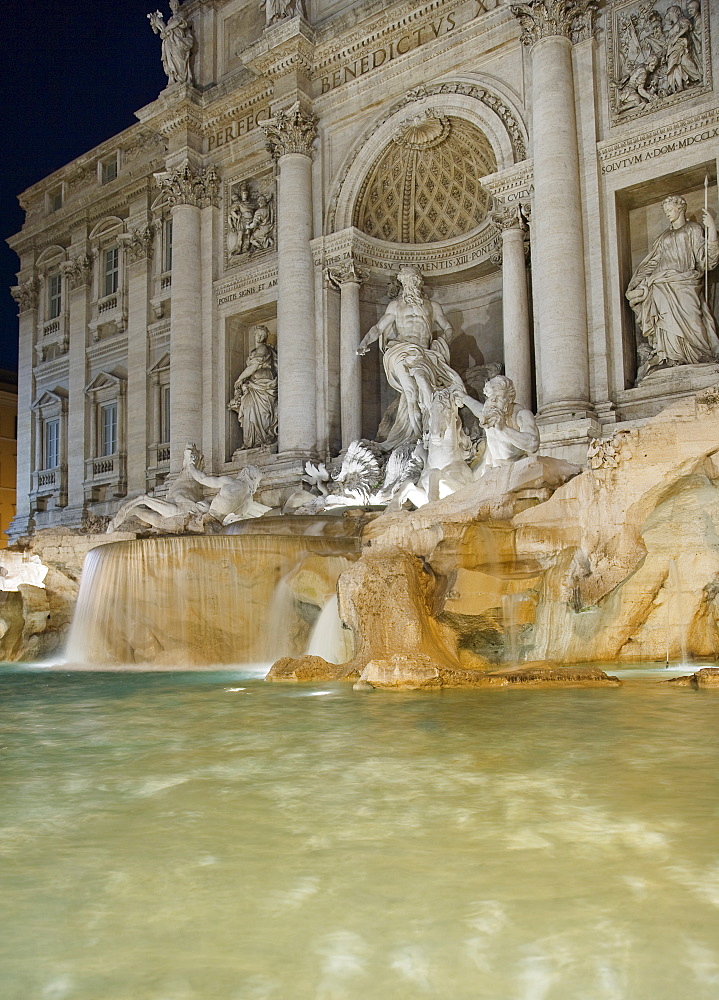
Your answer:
0,0 -> 169,371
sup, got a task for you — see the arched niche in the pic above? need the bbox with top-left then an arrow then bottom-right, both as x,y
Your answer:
327,78 -> 528,237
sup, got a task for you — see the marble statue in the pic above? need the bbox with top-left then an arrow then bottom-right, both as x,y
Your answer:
227,184 -> 275,258
460,375 -> 540,471
228,326 -> 278,450
248,195 -> 275,252
185,464 -> 271,525
148,1 -> 194,86
227,184 -> 255,256
107,444 -> 268,532
262,0 -> 305,26
357,265 -> 465,450
626,194 -> 719,378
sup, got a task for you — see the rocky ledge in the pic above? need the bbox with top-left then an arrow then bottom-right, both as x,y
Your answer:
667,667 -> 719,689
266,653 -> 620,690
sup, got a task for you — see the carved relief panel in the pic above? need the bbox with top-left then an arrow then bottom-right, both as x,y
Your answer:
225,175 -> 276,268
607,0 -> 712,126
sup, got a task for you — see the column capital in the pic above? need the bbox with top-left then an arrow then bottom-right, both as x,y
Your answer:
510,0 -> 598,47
121,226 -> 156,265
11,277 -> 39,313
262,102 -> 318,159
492,204 -> 530,233
157,161 -> 220,208
60,253 -> 95,290
326,259 -> 370,289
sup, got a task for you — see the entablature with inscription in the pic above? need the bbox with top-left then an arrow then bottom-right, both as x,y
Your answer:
311,223 -> 502,280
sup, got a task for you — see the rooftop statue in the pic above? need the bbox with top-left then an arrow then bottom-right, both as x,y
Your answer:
262,0 -> 306,26
148,1 -> 194,86
627,194 -> 719,379
357,265 -> 465,450
107,445 -> 268,533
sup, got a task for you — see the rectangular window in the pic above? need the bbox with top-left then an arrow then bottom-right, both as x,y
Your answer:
49,188 -> 62,213
103,247 -> 119,297
161,385 -> 170,444
102,157 -> 118,184
48,272 -> 62,320
100,402 -> 117,457
44,418 -> 60,470
163,218 -> 173,273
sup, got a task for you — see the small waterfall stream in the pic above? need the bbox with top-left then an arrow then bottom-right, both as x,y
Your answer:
66,534 -> 358,667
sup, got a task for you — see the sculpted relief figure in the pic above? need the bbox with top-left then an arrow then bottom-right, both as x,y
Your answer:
357,265 -> 465,450
227,183 -> 275,258
148,1 -> 194,86
228,326 -> 278,450
262,0 -> 305,26
627,195 -> 719,378
612,0 -> 703,115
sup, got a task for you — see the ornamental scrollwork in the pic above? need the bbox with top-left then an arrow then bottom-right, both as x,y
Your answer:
509,0 -> 599,47
11,278 -> 40,313
262,102 -> 318,159
157,161 -> 221,207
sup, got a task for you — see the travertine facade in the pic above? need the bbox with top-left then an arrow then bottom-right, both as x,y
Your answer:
8,0 -> 719,539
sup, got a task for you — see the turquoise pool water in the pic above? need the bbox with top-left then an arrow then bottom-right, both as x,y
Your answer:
1,667 -> 718,999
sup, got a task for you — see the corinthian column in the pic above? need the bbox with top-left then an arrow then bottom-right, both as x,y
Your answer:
493,206 -> 532,410
511,0 -> 596,420
327,260 -> 369,448
158,162 -> 218,472
262,103 -> 319,455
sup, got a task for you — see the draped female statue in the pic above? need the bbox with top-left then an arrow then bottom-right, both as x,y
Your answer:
627,194 -> 719,378
228,327 -> 278,450
148,1 -> 194,86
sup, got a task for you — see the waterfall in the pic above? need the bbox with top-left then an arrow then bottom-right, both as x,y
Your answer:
65,534 -> 358,668
306,596 -> 354,665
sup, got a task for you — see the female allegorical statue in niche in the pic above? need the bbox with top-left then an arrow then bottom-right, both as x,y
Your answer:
627,194 -> 719,378
148,0 -> 194,86
228,326 -> 278,450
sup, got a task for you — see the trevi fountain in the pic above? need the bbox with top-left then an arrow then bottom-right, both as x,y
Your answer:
3,0 -> 719,997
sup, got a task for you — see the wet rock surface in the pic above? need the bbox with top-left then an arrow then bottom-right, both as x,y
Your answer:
668,667 -> 719,688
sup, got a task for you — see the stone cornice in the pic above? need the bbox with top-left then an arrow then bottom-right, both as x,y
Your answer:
313,0 -> 507,75
214,258 -> 278,308
509,0 -> 598,46
262,103 -> 318,158
311,223 -> 502,279
86,335 -> 129,367
597,105 -> 719,171
243,19 -> 316,82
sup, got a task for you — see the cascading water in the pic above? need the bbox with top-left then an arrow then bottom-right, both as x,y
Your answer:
306,596 -> 354,664
65,534 -> 358,667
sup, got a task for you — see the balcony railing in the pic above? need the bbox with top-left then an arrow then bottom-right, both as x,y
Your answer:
43,319 -> 61,337
98,293 -> 118,314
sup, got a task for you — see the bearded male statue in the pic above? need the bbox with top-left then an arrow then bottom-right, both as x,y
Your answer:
460,375 -> 540,471
357,264 -> 465,450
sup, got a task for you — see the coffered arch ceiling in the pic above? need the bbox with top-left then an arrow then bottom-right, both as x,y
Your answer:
354,113 -> 496,244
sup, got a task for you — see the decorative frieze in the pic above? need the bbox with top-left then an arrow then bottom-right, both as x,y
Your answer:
510,0 -> 598,46
598,106 -> 719,174
11,278 -> 40,313
606,0 -> 712,127
262,103 -> 318,159
156,161 -> 220,208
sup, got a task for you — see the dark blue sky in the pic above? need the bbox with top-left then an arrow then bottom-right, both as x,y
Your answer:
0,0 -> 169,370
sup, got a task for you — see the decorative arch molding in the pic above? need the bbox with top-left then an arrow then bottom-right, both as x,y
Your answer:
36,244 -> 67,272
88,216 -> 126,243
327,77 -> 529,236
